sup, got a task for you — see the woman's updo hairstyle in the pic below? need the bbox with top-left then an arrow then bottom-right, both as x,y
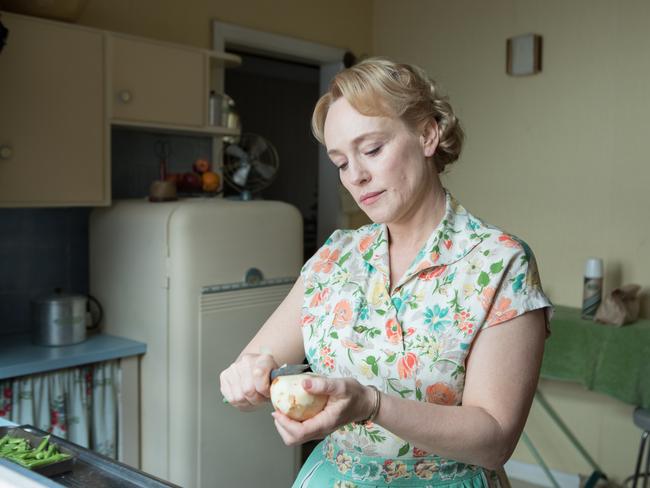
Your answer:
312,57 -> 464,173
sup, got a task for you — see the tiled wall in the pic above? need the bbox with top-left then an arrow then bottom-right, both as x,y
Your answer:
111,128 -> 213,199
0,208 -> 90,336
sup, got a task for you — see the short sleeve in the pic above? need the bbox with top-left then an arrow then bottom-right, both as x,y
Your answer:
482,240 -> 554,336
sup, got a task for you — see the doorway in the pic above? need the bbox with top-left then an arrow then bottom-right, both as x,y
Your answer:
212,20 -> 345,252
224,51 -> 320,260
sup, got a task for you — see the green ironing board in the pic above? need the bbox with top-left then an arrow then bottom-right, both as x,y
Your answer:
541,306 -> 650,408
524,306 -> 650,487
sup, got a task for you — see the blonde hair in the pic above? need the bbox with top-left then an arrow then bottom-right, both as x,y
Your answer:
312,57 -> 464,173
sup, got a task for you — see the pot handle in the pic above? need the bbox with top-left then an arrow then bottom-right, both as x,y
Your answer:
87,294 -> 103,330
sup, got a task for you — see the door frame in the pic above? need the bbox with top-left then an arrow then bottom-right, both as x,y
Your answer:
212,21 -> 344,66
212,21 -> 346,246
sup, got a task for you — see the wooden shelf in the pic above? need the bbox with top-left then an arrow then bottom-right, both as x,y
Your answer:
111,119 -> 241,137
208,50 -> 241,68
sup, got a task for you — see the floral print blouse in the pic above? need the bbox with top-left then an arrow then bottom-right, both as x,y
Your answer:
300,189 -> 552,466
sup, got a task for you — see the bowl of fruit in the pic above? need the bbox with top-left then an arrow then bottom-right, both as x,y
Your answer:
167,158 -> 222,197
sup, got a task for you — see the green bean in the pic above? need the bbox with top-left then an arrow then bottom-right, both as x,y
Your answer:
34,435 -> 49,454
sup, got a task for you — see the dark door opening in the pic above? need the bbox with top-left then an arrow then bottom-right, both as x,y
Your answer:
224,50 -> 320,261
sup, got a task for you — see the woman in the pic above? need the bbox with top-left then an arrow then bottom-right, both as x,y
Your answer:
220,58 -> 552,487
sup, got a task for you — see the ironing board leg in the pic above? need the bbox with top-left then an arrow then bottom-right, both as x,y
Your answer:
535,389 -> 603,474
631,429 -> 647,488
521,431 -> 562,488
643,432 -> 650,488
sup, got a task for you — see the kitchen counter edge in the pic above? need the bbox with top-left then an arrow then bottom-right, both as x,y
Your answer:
0,333 -> 146,380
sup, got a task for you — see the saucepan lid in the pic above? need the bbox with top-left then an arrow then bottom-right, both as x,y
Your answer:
32,288 -> 86,305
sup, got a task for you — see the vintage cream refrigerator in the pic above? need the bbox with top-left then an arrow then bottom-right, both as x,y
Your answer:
89,198 -> 303,487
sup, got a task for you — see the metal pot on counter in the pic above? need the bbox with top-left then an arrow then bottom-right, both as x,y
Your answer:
31,289 -> 103,346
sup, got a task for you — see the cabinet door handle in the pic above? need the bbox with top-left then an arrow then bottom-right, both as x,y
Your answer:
0,145 -> 12,160
118,90 -> 133,104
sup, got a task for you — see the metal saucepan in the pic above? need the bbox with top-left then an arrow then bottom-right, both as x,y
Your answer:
31,289 -> 103,347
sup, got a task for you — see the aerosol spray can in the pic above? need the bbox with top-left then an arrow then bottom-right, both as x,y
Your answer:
581,258 -> 603,319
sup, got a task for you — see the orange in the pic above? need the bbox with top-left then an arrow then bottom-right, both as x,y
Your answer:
202,171 -> 220,192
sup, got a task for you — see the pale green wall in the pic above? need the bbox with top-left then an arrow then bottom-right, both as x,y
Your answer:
373,0 -> 648,482
78,0 -> 373,56
373,0 -> 649,317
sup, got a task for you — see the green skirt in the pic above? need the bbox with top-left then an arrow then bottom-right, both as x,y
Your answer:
292,439 -> 494,488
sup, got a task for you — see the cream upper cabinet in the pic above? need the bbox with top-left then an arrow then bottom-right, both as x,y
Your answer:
0,13 -> 108,207
109,35 -> 207,128
0,13 -> 239,207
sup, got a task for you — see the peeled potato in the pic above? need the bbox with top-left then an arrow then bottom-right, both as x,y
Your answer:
270,373 -> 328,421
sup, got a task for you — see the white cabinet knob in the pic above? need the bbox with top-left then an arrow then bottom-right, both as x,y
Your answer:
0,145 -> 12,160
118,90 -> 132,104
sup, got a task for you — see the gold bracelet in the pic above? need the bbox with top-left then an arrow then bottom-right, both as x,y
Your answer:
361,385 -> 381,423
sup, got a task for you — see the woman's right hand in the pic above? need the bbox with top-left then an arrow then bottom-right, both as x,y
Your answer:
220,353 -> 279,411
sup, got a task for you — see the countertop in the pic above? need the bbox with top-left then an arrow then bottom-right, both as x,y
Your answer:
0,333 -> 146,380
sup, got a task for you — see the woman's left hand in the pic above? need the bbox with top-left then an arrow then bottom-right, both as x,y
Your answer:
271,376 -> 374,446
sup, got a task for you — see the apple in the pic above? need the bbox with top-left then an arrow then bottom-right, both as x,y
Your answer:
180,172 -> 202,192
193,158 -> 211,174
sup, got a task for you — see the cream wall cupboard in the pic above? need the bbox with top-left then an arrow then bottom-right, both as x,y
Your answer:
0,12 -> 240,207
110,35 -> 206,129
0,13 -> 109,207
108,33 -> 240,136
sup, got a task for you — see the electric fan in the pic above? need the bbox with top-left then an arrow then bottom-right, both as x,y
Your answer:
223,133 -> 279,200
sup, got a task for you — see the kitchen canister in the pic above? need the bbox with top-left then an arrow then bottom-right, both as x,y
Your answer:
208,91 -> 240,130
208,90 -> 221,126
31,289 -> 103,346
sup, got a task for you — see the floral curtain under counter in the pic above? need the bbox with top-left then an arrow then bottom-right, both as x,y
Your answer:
0,360 -> 120,458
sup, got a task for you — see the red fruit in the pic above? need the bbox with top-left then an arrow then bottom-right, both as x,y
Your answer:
193,158 -> 211,174
181,172 -> 202,192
